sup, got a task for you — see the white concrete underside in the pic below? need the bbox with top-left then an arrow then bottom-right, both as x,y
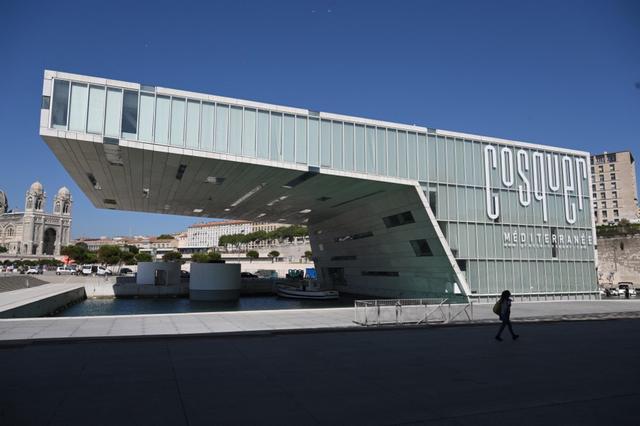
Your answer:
41,131 -> 468,298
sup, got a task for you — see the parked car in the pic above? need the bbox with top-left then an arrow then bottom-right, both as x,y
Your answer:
241,272 -> 258,279
26,267 -> 40,275
96,266 -> 113,276
617,283 -> 636,297
120,267 -> 134,275
255,269 -> 278,279
180,270 -> 190,278
56,266 -> 77,275
81,265 -> 112,276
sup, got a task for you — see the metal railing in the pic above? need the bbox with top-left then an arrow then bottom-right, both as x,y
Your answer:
354,298 -> 473,326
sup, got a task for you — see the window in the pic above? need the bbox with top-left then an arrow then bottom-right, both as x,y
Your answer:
138,92 -> 154,141
591,184 -> 596,192
593,194 -> 597,199
610,173 -> 616,181
51,80 -> 70,128
610,164 -> 615,171
599,183 -> 605,190
590,166 -> 594,174
410,239 -> 433,256
154,96 -> 171,144
596,155 -> 605,164
361,271 -> 399,277
601,201 -> 607,209
121,90 -> 138,138
330,255 -> 357,261
602,210 -> 608,218
598,165 -> 604,173
613,200 -> 618,208
600,192 -> 605,199
607,153 -> 617,162
382,211 -> 415,228
69,83 -> 88,132
334,231 -> 373,242
611,182 -> 617,189
612,191 -> 618,198
613,209 -> 619,217
599,175 -> 604,182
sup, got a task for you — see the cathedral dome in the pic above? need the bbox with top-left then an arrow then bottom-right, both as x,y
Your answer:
30,181 -> 44,194
57,186 -> 71,199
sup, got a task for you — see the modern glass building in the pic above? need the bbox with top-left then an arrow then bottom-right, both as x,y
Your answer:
40,70 -> 598,300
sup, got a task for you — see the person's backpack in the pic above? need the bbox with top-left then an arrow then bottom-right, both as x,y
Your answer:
492,300 -> 502,316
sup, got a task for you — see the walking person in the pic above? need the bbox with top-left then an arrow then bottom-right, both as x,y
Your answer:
495,290 -> 519,341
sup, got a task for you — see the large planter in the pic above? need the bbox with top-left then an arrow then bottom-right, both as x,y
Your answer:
136,262 -> 180,286
190,263 -> 241,301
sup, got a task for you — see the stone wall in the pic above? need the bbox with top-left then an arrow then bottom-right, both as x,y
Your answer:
597,234 -> 640,286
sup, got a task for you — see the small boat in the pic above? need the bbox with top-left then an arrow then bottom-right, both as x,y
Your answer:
276,281 -> 339,300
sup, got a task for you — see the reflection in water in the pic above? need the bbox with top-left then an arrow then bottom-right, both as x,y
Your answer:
56,295 -> 359,317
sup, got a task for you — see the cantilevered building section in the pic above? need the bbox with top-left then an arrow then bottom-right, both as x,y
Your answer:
39,70 -> 598,300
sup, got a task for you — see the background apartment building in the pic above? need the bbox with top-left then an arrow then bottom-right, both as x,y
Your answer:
590,151 -> 639,225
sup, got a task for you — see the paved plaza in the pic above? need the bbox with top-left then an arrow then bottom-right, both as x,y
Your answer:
1,319 -> 639,425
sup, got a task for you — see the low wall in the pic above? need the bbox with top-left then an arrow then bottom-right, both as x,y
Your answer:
113,283 -> 189,298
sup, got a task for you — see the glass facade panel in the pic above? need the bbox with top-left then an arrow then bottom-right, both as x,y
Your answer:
51,80 -> 69,129
154,95 -> 170,144
104,88 -> 123,138
170,98 -> 185,145
408,133 -> 418,179
343,123 -> 354,171
387,129 -> 397,177
200,102 -> 215,151
397,131 -> 408,178
69,83 -> 88,132
138,92 -> 154,142
366,126 -> 376,174
256,110 -> 270,159
270,113 -> 282,161
320,120 -> 332,167
376,128 -> 386,175
186,100 -> 200,148
308,117 -> 319,166
418,134 -> 427,180
332,121 -> 343,170
228,106 -> 243,154
242,108 -> 256,157
295,116 -> 307,163
87,86 -> 106,135
215,104 -> 229,152
283,114 -> 295,162
355,124 -> 365,172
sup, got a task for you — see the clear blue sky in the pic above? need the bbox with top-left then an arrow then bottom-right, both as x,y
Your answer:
1,0 -> 638,238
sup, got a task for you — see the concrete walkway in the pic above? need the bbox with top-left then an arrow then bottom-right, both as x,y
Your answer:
0,283 -> 85,318
2,319 -> 639,425
1,298 -> 640,342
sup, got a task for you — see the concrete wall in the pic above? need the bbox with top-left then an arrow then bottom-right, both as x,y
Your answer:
190,263 -> 241,301
596,234 -> 640,285
136,262 -> 180,285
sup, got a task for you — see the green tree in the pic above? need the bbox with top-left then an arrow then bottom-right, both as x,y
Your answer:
61,243 -> 92,264
268,250 -> 280,263
97,245 -> 122,266
124,244 -> 139,254
156,234 -> 174,240
162,251 -> 182,262
246,250 -> 259,262
191,251 -> 224,263
120,251 -> 136,265
0,246 -> 7,254
304,250 -> 313,261
135,252 -> 153,262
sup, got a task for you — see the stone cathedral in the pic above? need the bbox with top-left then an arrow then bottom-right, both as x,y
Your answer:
0,182 -> 72,257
